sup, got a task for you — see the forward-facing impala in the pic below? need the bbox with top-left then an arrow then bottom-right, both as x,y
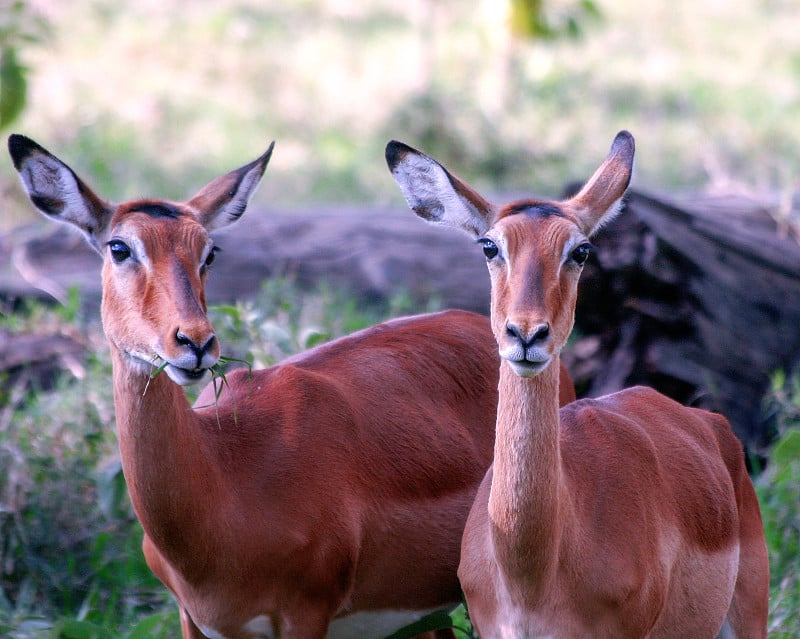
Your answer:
8,133 -> 575,639
387,131 -> 769,639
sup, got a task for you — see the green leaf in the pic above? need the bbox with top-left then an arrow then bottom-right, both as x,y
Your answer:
0,46 -> 27,130
211,304 -> 243,320
57,618 -> 108,639
299,325 -> 329,349
126,611 -> 178,639
773,429 -> 800,467
383,609 -> 455,639
509,0 -> 549,39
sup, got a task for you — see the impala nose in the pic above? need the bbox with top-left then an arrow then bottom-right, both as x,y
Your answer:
506,322 -> 550,348
175,330 -> 216,367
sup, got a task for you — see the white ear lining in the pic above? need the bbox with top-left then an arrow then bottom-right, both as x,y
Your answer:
203,165 -> 265,232
584,193 -> 628,238
392,153 -> 490,237
19,152 -> 112,250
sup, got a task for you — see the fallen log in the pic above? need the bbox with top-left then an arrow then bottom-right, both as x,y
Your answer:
0,206 -> 490,312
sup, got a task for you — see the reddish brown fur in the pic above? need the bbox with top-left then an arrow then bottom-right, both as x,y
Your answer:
386,132 -> 769,639
8,134 -> 579,639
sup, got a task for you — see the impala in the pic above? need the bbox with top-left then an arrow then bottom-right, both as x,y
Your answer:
386,131 -> 769,639
7,133 -> 575,639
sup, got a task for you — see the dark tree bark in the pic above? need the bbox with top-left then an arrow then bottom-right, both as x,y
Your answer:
564,190 -> 800,448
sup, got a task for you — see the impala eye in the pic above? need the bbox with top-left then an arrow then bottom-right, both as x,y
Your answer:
108,240 -> 131,263
478,238 -> 499,260
570,242 -> 593,266
203,246 -> 220,269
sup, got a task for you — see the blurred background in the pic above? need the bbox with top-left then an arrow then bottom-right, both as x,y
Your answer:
3,0 -> 800,226
1,1 -> 799,637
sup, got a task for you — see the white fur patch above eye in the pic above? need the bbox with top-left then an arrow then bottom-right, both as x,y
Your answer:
560,233 -> 590,265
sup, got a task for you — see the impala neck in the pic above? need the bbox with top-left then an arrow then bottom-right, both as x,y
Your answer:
488,354 -> 565,593
110,348 -> 223,578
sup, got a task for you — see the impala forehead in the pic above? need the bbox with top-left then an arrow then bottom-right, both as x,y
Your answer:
109,210 -> 213,259
489,211 -> 584,262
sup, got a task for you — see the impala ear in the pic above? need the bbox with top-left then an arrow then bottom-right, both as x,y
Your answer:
567,131 -> 635,237
385,140 -> 496,238
8,134 -> 114,253
187,142 -> 274,232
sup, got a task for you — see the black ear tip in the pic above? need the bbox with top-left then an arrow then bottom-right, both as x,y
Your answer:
384,140 -> 405,170
385,140 -> 421,170
611,130 -> 635,156
8,134 -> 38,169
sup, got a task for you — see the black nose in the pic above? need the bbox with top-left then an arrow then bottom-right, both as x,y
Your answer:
506,322 -> 550,348
176,331 -> 215,364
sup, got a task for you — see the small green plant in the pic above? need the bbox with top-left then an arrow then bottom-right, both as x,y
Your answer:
0,0 -> 49,130
758,371 -> 800,638
508,0 -> 602,41
384,602 -> 477,639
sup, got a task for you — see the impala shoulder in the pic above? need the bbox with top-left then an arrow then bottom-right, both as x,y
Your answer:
379,308 -> 491,336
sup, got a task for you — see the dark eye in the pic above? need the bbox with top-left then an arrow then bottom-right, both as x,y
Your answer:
478,238 -> 499,260
108,240 -> 131,263
203,246 -> 219,269
570,242 -> 592,266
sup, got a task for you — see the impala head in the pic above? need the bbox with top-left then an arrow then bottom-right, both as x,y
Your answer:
8,134 -> 273,385
387,131 -> 634,377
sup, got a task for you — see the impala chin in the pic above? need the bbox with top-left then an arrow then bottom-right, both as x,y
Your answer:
504,357 -> 551,378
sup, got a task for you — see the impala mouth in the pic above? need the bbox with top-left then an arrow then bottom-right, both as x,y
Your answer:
134,352 -> 212,386
499,343 -> 552,378
505,356 -> 551,378
163,364 -> 211,386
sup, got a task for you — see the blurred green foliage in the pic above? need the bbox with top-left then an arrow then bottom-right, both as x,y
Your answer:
2,0 -> 799,233
757,372 -> 800,637
509,0 -> 601,40
0,0 -> 48,130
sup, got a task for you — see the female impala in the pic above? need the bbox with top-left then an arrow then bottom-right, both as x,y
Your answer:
7,134 -> 574,639
386,131 -> 769,639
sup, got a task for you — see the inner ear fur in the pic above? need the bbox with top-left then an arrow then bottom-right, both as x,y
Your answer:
8,134 -> 114,252
385,140 -> 496,238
